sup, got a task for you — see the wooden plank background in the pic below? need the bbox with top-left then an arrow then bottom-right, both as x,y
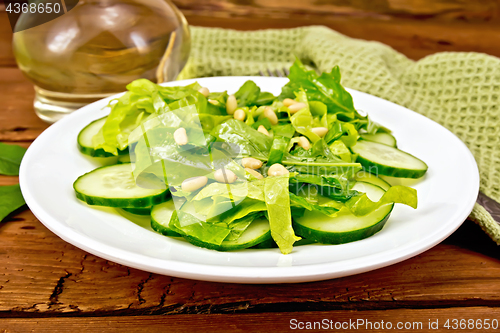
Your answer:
1,0 -> 500,67
2,308 -> 500,332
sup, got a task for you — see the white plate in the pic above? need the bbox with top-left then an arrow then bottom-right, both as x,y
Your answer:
20,77 -> 479,284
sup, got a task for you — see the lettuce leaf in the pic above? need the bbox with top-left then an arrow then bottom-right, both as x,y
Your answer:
345,185 -> 418,216
193,180 -> 266,203
225,212 -> 262,241
211,199 -> 267,225
169,210 -> 231,245
289,192 -> 341,217
94,79 -> 203,154
264,176 -> 300,254
328,140 -> 353,162
289,90 -> 322,143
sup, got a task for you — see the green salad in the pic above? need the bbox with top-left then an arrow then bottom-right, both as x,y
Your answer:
73,59 -> 427,255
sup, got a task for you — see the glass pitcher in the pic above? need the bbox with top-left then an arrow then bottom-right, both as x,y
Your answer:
13,0 -> 191,123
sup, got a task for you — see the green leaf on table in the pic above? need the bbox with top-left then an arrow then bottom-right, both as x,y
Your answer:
0,184 -> 26,222
0,142 -> 26,176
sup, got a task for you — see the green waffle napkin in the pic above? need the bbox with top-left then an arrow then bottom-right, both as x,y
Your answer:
178,25 -> 500,243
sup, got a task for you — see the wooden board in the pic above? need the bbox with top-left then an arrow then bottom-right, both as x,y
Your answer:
0,68 -> 47,142
2,307 -> 500,332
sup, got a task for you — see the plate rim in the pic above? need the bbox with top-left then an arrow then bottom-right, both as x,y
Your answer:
19,76 -> 480,283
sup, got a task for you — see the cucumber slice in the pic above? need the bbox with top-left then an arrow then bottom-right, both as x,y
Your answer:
360,133 -> 397,147
185,218 -> 272,251
123,207 -> 151,215
74,163 -> 169,208
293,182 -> 393,244
251,237 -> 315,249
77,117 -> 128,157
115,208 -> 152,229
117,155 -> 131,164
354,170 -> 391,191
151,200 -> 181,237
351,140 -> 428,178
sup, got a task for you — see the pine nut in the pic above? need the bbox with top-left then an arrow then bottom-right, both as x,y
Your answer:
198,87 -> 210,97
208,99 -> 219,105
214,168 -> 237,184
267,163 -> 289,177
245,168 -> 264,179
263,107 -> 278,125
288,102 -> 307,114
242,157 -> 263,169
311,127 -> 328,137
257,125 -> 270,136
226,95 -> 237,115
181,176 -> 208,192
234,109 -> 246,121
298,136 -> 310,150
174,127 -> 188,146
283,98 -> 297,107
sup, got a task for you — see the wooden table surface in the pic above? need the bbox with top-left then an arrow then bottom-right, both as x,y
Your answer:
2,1 -> 500,331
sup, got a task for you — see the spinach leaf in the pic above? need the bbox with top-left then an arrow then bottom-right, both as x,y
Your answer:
255,92 -> 276,105
0,184 -> 26,222
251,117 -> 273,131
212,119 -> 272,159
272,124 -> 295,138
289,172 -> 357,201
0,142 -> 26,176
284,138 -> 361,177
267,136 -> 290,166
324,120 -> 343,144
280,59 -> 357,120
235,80 -> 261,107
